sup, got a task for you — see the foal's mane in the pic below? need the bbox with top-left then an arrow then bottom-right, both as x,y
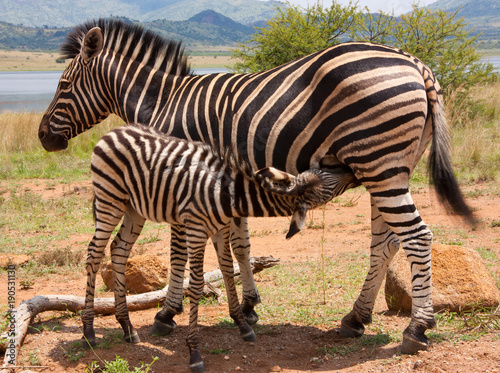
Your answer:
61,18 -> 192,76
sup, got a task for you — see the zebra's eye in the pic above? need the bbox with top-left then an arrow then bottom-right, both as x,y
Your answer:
59,79 -> 72,91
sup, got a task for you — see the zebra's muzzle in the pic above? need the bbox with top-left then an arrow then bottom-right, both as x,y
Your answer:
38,118 -> 69,152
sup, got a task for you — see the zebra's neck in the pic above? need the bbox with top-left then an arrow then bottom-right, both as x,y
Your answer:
101,55 -> 191,126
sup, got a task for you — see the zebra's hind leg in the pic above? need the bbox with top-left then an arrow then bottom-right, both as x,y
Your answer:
346,190 -> 435,354
110,206 -> 146,344
376,191 -> 435,354
82,197 -> 126,348
230,218 -> 260,325
339,197 -> 401,339
212,226 -> 256,342
150,224 -> 187,336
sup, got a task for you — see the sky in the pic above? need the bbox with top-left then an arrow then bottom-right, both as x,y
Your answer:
286,0 -> 437,16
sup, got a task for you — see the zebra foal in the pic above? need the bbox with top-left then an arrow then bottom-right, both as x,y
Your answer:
85,124 -> 343,372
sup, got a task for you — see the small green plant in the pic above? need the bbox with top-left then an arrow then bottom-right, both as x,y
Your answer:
85,355 -> 158,373
98,329 -> 124,349
28,349 -> 41,366
61,341 -> 86,362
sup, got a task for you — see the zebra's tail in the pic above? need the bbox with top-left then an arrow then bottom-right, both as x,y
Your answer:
428,92 -> 476,225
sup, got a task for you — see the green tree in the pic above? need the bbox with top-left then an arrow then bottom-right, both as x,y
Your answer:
231,2 -> 498,92
390,5 -> 497,93
231,1 -> 363,73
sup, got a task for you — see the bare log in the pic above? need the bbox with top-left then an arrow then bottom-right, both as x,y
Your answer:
1,256 -> 279,369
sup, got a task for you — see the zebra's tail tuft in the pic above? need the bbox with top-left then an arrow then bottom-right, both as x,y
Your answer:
428,95 -> 476,225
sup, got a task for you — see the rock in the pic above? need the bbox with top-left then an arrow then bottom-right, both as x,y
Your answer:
385,244 -> 500,312
0,254 -> 30,269
100,254 -> 169,294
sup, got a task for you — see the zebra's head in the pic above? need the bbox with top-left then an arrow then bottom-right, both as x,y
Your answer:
256,167 -> 341,239
38,26 -> 109,151
38,19 -> 192,152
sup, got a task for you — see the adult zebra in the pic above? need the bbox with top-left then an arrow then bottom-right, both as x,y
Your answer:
38,19 -> 474,354
88,124 -> 339,372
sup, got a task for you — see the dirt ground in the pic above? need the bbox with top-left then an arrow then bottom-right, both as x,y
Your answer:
1,180 -> 499,372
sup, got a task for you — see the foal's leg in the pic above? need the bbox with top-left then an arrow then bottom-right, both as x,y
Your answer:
230,218 -> 260,324
82,197 -> 126,347
109,206 -> 146,343
151,224 -> 188,336
185,230 -> 209,373
212,225 -> 256,342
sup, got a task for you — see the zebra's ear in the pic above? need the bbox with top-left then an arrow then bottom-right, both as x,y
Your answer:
255,167 -> 295,183
81,27 -> 104,61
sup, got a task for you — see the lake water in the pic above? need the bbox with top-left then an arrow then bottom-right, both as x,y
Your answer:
1,58 -> 500,113
0,68 -> 229,113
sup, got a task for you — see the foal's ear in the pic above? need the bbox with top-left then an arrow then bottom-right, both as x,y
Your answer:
256,167 -> 295,183
81,27 -> 104,61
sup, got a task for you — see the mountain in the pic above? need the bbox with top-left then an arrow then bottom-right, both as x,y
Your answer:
428,0 -> 500,45
0,0 -> 281,28
0,11 -> 256,51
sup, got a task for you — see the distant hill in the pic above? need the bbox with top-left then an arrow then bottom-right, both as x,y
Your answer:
0,0 -> 281,28
429,0 -> 500,46
0,12 -> 256,51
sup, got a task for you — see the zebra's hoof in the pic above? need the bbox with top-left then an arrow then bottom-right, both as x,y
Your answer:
338,315 -> 365,338
244,309 -> 259,325
401,332 -> 429,354
125,331 -> 141,344
150,318 -> 177,337
81,336 -> 96,349
189,350 -> 205,373
241,329 -> 256,342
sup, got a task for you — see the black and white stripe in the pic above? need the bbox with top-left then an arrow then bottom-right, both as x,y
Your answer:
83,124 -> 340,372
39,19 -> 474,355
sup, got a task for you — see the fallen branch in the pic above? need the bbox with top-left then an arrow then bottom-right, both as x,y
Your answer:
1,256 -> 279,369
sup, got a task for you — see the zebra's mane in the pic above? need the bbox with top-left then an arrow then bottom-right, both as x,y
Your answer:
61,18 -> 192,76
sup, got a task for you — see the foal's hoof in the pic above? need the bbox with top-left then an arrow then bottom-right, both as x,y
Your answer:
81,336 -> 96,349
150,318 -> 177,337
125,331 -> 141,344
190,350 -> 205,373
401,333 -> 429,354
338,316 -> 365,338
244,309 -> 259,325
241,329 -> 257,342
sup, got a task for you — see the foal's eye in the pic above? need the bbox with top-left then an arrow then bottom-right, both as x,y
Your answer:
59,80 -> 72,90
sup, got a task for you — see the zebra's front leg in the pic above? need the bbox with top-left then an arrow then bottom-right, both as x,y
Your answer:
339,198 -> 401,339
111,207 -> 145,344
150,224 -> 187,336
212,226 -> 256,342
230,218 -> 260,325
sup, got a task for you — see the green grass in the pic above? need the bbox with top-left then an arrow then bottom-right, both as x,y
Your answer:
256,251 -> 369,327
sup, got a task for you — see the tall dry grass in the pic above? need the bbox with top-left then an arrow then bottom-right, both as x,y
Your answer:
0,112 -> 124,154
446,83 -> 500,182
